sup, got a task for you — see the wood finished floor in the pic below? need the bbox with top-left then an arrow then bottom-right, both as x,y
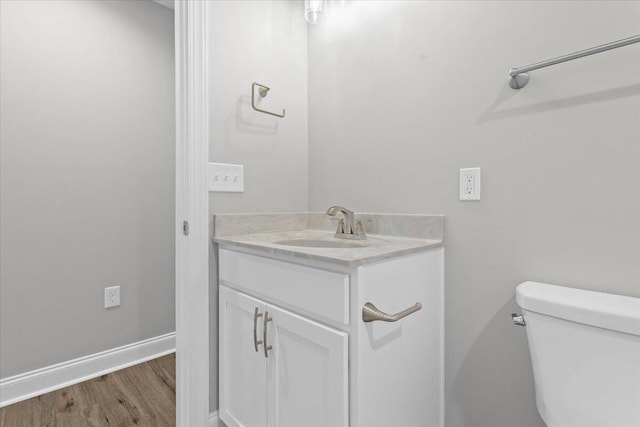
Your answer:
0,354 -> 175,427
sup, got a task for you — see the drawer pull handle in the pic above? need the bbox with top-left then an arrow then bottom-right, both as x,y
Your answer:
253,307 -> 263,352
362,302 -> 422,323
263,311 -> 273,358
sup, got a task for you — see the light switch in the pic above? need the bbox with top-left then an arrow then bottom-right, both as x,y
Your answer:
207,162 -> 244,192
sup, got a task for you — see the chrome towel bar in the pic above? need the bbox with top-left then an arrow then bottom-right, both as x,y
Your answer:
509,35 -> 640,89
362,302 -> 422,323
251,82 -> 285,118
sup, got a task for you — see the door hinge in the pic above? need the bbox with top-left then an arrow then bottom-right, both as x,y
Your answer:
182,220 -> 189,236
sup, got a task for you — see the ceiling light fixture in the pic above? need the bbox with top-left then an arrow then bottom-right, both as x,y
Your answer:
305,0 -> 326,25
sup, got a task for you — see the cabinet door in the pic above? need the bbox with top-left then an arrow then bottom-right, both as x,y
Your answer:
219,286 -> 267,427
265,304 -> 348,427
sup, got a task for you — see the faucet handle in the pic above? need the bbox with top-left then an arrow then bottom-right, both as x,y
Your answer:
354,220 -> 367,239
329,218 -> 346,237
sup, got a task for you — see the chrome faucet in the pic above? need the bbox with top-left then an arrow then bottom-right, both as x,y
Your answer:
326,206 -> 366,240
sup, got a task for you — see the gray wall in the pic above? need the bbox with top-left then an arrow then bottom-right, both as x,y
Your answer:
206,0 -> 309,411
0,0 -> 175,378
307,2 -> 640,427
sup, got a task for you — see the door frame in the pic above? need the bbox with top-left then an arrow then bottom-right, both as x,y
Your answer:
175,1 -> 210,426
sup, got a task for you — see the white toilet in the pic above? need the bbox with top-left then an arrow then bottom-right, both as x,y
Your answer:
515,281 -> 640,427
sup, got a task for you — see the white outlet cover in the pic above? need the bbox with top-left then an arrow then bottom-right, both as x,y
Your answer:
104,286 -> 120,308
207,162 -> 244,193
459,167 -> 481,201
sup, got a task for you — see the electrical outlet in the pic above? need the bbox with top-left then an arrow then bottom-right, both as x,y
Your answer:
104,286 -> 120,308
459,168 -> 481,201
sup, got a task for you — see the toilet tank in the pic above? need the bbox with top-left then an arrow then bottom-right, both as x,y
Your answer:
516,281 -> 640,427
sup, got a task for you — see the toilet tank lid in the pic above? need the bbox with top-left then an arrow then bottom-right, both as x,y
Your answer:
516,281 -> 640,337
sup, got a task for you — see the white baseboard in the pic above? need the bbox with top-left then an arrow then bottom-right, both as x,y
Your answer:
0,332 -> 176,408
209,411 -> 220,426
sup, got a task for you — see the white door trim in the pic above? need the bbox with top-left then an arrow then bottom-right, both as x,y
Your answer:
175,1 -> 210,426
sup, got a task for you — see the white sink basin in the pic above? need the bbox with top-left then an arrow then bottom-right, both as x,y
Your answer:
274,239 -> 361,248
274,237 -> 387,249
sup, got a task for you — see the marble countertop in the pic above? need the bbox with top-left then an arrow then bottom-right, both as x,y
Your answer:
212,213 -> 444,267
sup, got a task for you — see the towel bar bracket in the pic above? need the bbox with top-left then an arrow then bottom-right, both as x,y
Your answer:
509,34 -> 640,89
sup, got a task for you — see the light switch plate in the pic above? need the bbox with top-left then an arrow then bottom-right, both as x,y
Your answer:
459,167 -> 481,201
207,162 -> 244,192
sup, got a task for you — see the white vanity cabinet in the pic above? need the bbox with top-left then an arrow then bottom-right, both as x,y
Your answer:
219,286 -> 348,427
218,245 -> 444,427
